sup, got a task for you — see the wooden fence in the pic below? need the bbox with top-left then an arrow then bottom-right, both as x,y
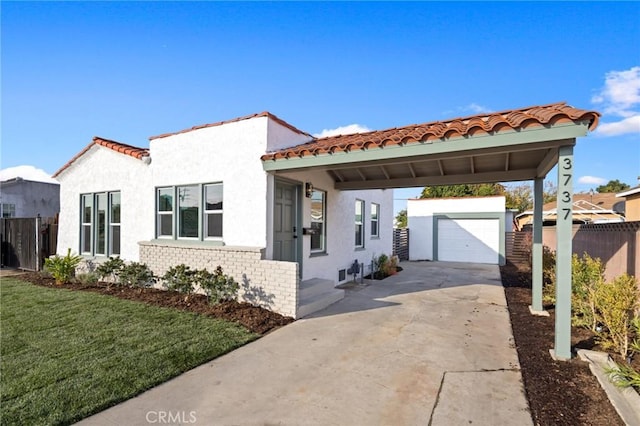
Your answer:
1,217 -> 58,271
393,228 -> 409,261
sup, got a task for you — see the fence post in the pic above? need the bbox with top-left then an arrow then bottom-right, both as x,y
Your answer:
35,216 -> 42,271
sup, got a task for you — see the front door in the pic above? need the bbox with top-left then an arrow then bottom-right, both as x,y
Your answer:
274,181 -> 299,262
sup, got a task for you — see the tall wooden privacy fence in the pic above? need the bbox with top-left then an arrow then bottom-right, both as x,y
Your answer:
393,228 -> 409,261
520,221 -> 640,281
1,217 -> 58,271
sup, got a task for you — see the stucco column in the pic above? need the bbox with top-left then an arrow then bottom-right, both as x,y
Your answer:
554,145 -> 574,360
530,178 -> 544,313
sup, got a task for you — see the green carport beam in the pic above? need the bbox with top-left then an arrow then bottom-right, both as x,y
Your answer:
531,177 -> 545,313
554,144 -> 575,360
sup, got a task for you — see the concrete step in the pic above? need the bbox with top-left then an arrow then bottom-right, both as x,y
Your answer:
297,288 -> 344,318
300,278 -> 337,300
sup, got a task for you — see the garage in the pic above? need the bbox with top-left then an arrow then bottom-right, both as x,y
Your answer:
436,218 -> 500,264
407,196 -> 506,265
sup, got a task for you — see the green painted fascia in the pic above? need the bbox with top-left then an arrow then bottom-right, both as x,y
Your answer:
262,122 -> 589,172
431,212 -> 506,266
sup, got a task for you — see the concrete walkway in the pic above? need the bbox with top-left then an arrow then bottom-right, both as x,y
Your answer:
78,261 -> 532,426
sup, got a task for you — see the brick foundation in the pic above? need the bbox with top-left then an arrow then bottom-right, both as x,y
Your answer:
139,241 -> 299,318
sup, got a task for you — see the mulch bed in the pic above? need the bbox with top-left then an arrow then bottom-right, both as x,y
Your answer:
18,273 -> 294,335
501,262 -> 626,426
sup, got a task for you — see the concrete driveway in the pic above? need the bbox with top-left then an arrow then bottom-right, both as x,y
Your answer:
78,261 -> 532,426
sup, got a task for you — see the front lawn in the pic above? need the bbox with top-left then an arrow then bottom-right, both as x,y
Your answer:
0,278 -> 257,425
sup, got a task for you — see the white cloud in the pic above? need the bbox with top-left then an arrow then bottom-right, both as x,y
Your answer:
462,103 -> 493,114
578,175 -> 607,185
592,66 -> 640,136
596,115 -> 640,136
313,124 -> 371,138
0,165 -> 57,183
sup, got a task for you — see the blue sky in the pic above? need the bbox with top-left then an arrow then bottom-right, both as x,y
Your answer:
2,1 -> 639,215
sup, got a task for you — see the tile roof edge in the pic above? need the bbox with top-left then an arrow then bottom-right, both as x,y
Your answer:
52,136 -> 149,178
148,111 -> 312,140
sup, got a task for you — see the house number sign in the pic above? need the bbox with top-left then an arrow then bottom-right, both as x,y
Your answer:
560,156 -> 572,221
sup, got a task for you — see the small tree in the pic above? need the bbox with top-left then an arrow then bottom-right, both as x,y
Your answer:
395,209 -> 407,228
596,179 -> 630,193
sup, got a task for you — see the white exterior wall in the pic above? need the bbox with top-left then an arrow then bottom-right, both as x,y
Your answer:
408,196 -> 505,261
56,145 -> 152,260
278,169 -> 394,284
151,117 -> 271,247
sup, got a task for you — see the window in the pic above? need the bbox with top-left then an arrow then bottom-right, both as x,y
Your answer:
157,188 -> 173,237
156,183 -> 223,241
204,184 -> 223,239
178,185 -> 199,238
310,189 -> 326,252
355,199 -> 364,248
80,192 -> 120,256
2,203 -> 16,218
371,203 -> 379,238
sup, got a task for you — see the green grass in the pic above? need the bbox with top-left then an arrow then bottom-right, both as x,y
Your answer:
0,278 -> 257,425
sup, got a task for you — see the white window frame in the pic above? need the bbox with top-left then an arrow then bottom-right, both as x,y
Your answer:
1,203 -> 16,218
310,189 -> 326,253
355,199 -> 364,248
80,191 -> 121,256
371,203 -> 380,238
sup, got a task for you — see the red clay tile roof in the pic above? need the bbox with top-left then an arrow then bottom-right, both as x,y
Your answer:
261,102 -> 600,161
53,137 -> 149,178
149,111 -> 312,140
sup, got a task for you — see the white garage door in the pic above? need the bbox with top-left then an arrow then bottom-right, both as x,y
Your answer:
437,219 -> 499,264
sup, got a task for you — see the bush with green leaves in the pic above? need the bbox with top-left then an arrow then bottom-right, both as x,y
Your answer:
118,262 -> 155,288
44,248 -> 83,285
162,264 -> 195,295
571,253 -> 605,331
198,266 -> 239,304
606,316 -> 640,391
594,274 -> 639,357
74,272 -> 99,285
95,256 -> 125,284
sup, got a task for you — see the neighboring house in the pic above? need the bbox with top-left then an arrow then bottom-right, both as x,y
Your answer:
0,177 -> 60,218
54,113 -> 393,318
407,196 -> 507,265
514,192 -> 625,230
616,186 -> 640,221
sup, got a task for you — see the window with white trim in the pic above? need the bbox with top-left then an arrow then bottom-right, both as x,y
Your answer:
310,189 -> 326,253
355,199 -> 364,248
371,203 -> 379,238
80,191 -> 120,256
156,183 -> 223,240
1,203 -> 15,218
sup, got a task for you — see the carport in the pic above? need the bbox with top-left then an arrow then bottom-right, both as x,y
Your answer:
262,101 -> 600,360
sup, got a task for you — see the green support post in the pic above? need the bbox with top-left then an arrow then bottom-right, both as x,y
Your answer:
554,145 -> 574,360
531,177 -> 544,313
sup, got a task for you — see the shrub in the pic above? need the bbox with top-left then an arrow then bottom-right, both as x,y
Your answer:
75,273 -> 98,285
96,257 -> 125,284
44,249 -> 82,285
119,262 -> 155,288
606,316 -> 640,391
198,266 -> 239,304
571,253 -> 605,331
162,264 -> 195,295
594,274 -> 639,357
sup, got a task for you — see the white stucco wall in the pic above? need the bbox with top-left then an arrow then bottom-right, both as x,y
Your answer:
278,169 -> 394,284
56,145 -> 152,261
151,117 -> 273,248
407,196 -> 505,261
